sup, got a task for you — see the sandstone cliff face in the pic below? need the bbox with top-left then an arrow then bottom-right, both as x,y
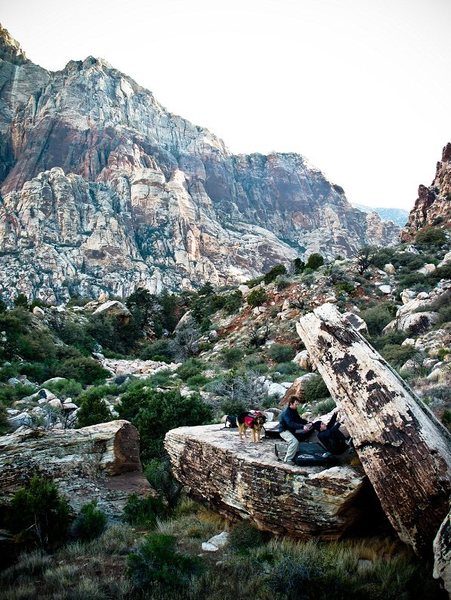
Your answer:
0,27 -> 399,302
401,143 -> 451,241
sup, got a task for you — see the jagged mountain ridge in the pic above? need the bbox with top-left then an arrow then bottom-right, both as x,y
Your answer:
401,143 -> 451,241
0,26 -> 399,303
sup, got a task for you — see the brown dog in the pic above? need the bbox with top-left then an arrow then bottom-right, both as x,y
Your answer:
237,411 -> 267,443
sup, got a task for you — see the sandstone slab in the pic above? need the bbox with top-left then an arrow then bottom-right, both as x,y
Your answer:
0,420 -> 151,518
165,424 -> 377,540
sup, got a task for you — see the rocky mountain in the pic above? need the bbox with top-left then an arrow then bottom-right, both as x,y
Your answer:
401,143 -> 451,241
0,26 -> 399,304
353,204 -> 409,228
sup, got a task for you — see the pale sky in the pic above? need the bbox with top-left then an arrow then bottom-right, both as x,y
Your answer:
2,0 -> 451,210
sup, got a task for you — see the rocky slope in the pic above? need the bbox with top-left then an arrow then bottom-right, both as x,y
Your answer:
402,143 -> 451,241
0,26 -> 398,303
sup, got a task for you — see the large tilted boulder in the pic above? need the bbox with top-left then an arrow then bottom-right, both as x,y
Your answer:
165,424 -> 384,540
296,303 -> 451,557
0,420 -> 151,518
433,507 -> 451,597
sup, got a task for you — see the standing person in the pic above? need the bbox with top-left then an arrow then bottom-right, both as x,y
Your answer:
279,396 -> 312,465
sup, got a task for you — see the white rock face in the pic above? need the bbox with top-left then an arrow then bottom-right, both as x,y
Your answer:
0,40 -> 399,302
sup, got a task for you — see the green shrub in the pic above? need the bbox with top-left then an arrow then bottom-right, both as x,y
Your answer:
415,227 -> 447,247
263,264 -> 287,284
361,303 -> 396,336
292,257 -> 305,274
442,410 -> 451,431
72,501 -> 107,541
371,331 -> 408,351
58,357 -> 110,385
437,304 -> 451,325
140,339 -> 174,362
268,344 -> 295,362
128,533 -> 203,591
44,378 -> 82,399
186,374 -> 209,389
223,290 -> 243,314
273,362 -> 300,375
144,459 -> 182,509
381,344 -> 416,368
118,389 -> 212,460
176,358 -> 204,381
5,475 -> 72,548
76,395 -> 112,428
228,521 -> 264,553
335,280 -> 355,294
0,403 -> 8,434
247,288 -> 267,307
123,494 -> 167,527
305,253 -> 324,270
55,321 -> 94,354
302,375 -> 330,403
0,383 -> 37,407
275,275 -> 291,291
221,347 -> 244,368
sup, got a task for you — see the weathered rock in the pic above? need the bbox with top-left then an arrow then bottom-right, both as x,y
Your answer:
0,420 -> 151,518
433,507 -> 451,596
165,424 -> 378,540
293,349 -> 311,370
343,311 -> 368,335
402,143 -> 451,241
296,303 -> 451,556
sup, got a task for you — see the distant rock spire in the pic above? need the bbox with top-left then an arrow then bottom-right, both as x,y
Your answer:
0,23 -> 29,65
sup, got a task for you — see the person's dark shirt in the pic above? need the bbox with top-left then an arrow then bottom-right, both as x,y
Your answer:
279,406 -> 308,434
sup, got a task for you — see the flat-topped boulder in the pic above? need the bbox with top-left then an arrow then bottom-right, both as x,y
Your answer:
0,420 -> 151,518
165,424 -> 382,540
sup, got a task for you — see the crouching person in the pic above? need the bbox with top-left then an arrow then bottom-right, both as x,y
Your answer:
312,411 -> 348,455
279,396 -> 313,465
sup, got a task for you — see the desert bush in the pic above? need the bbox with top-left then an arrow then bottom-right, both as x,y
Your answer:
54,320 -> 94,354
263,264 -> 287,284
177,358 -> 204,381
5,475 -> 72,549
305,253 -> 324,270
145,458 -> 182,509
361,303 -> 396,336
140,338 -> 175,362
415,226 -> 447,247
186,373 -> 209,389
58,356 -> 109,385
127,533 -> 203,591
44,378 -> 83,399
76,395 -> 113,428
273,362 -> 301,375
302,375 -> 330,403
247,288 -> 268,307
221,347 -> 244,368
275,275 -> 291,291
371,330 -> 408,351
72,501 -> 107,542
228,521 -> 264,553
222,290 -> 243,314
381,344 -> 416,368
313,397 -> 337,415
118,388 -> 212,460
268,344 -> 295,362
206,371 -> 264,415
0,382 -> 37,407
437,303 -> 451,325
0,403 -> 9,434
123,494 -> 168,527
442,410 -> 451,431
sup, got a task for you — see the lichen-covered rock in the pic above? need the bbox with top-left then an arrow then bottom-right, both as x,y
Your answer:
0,420 -> 150,518
433,507 -> 451,596
165,424 -> 377,540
